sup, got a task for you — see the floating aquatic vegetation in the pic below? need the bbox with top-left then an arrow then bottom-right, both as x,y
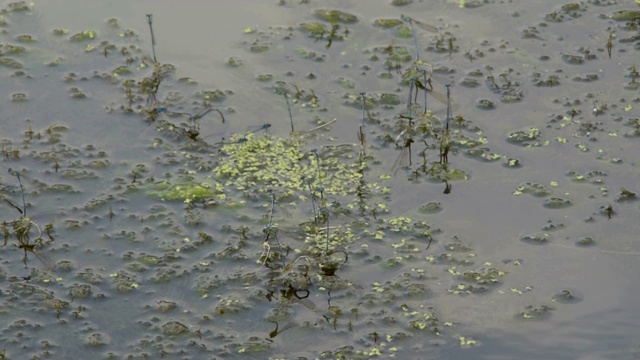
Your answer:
256,73 -> 272,82
504,157 -> 521,168
459,77 -> 481,88
391,0 -> 413,6
566,170 -> 607,184
0,43 -> 27,55
531,72 -> 561,87
551,289 -> 583,304
520,232 -> 549,245
226,56 -> 243,67
294,46 -> 326,61
576,236 -> 595,247
513,182 -> 552,197
541,220 -> 564,231
543,197 -> 572,209
475,98 -> 494,109
395,25 -> 414,39
195,89 -> 227,102
314,9 -> 358,24
299,22 -> 327,37
518,304 -> 554,320
213,134 -> 379,206
148,180 -> 217,202
561,53 -> 585,65
69,30 -> 97,42
335,76 -> 356,89
7,1 -> 30,12
450,266 -> 506,295
15,34 -> 36,43
68,284 -> 92,299
427,164 -> 468,182
86,333 -> 110,347
378,93 -> 402,106
110,271 -> 139,293
0,57 -> 23,68
373,18 -> 403,28
250,44 -> 269,53
161,321 -> 189,336
615,187 -> 637,202
418,202 -> 442,214
506,127 -> 541,146
465,147 -> 503,162
572,73 -> 599,82
610,10 -> 640,21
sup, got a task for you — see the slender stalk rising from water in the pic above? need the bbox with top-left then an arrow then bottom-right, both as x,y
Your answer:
146,14 -> 157,63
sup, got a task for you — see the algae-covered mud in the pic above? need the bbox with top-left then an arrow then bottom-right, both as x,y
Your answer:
1,1 -> 640,359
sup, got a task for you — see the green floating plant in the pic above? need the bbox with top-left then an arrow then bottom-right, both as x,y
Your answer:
148,181 -> 218,202
213,134 -> 370,203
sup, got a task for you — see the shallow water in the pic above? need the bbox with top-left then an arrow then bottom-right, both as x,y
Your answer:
1,0 -> 640,359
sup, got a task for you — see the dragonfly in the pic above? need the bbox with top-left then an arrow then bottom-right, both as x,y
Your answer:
400,62 -> 455,118
400,14 -> 438,61
401,15 -> 438,33
248,123 -> 272,134
217,123 -> 272,145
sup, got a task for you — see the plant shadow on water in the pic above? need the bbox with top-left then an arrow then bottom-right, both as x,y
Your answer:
1,0 -> 640,359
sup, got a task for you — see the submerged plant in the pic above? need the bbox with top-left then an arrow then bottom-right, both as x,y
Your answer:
1,169 -> 55,268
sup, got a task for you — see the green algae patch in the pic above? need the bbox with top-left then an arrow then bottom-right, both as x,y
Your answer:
520,232 -> 549,245
314,9 -> 358,24
148,181 -> 217,202
373,18 -> 403,28
0,57 -> 23,68
428,164 -> 468,182
396,25 -> 413,39
300,22 -> 327,37
69,30 -> 97,42
610,10 -> 640,21
507,127 -> 541,146
513,182 -> 552,197
543,197 -> 572,209
0,43 -> 27,55
213,134 -> 370,202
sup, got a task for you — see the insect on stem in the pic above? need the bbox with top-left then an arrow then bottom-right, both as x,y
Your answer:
401,15 -> 420,61
146,14 -> 157,63
277,90 -> 295,133
401,15 -> 438,62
